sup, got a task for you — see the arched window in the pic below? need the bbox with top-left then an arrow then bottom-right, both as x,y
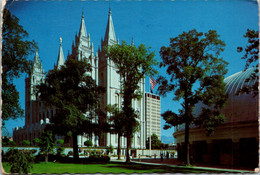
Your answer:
114,93 -> 119,106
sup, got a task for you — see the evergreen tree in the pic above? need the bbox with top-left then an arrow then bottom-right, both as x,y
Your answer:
158,29 -> 228,165
38,128 -> 55,163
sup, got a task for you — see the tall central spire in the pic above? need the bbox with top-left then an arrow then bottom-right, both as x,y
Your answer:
79,11 -> 87,37
57,37 -> 65,69
104,7 -> 116,44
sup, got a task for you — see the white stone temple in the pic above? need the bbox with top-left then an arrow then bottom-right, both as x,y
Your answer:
13,8 -> 147,150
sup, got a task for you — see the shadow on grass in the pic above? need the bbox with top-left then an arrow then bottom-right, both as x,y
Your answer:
104,162 -> 223,174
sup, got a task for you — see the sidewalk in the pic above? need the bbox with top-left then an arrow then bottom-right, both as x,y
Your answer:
111,158 -> 256,173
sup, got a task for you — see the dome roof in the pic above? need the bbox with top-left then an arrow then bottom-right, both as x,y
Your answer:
224,67 -> 257,95
176,67 -> 258,132
195,67 -> 258,124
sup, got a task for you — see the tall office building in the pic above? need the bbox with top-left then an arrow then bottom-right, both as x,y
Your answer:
145,93 -> 161,141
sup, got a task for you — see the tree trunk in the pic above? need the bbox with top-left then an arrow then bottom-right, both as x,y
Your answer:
184,88 -> 190,166
126,133 -> 131,163
72,134 -> 79,161
117,134 -> 121,160
185,122 -> 190,165
45,153 -> 48,164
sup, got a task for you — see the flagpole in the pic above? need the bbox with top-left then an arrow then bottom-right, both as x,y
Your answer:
149,78 -> 152,156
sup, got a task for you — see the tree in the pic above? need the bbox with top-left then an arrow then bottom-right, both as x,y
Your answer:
38,128 -> 55,163
6,148 -> 34,174
2,9 -> 37,123
21,140 -> 31,147
106,145 -> 114,155
84,140 -> 93,147
56,139 -> 65,157
146,134 -> 161,149
237,29 -> 259,96
106,41 -> 158,163
158,29 -> 228,165
37,58 -> 104,160
106,105 -> 126,160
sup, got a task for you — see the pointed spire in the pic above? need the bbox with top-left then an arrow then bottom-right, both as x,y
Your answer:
131,37 -> 134,46
57,37 -> 65,69
91,42 -> 94,53
104,7 -> 116,45
34,49 -> 40,63
79,11 -> 87,37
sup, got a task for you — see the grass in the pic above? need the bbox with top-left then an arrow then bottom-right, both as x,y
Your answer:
2,161 -> 227,174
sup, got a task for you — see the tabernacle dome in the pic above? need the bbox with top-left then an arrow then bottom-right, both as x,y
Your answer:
173,67 -> 259,168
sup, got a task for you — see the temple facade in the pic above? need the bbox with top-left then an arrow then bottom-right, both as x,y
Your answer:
13,8 -> 147,150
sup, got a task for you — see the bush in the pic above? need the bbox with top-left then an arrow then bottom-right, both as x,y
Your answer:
2,137 -> 16,147
21,140 -> 31,147
56,139 -> 65,157
106,145 -> 114,154
6,148 -> 34,174
9,140 -> 16,146
84,140 -> 93,147
33,138 -> 40,146
31,149 -> 38,154
57,147 -> 65,156
67,151 -> 73,156
57,139 -> 64,145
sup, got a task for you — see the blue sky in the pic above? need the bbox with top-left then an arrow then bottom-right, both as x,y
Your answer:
4,0 -> 258,143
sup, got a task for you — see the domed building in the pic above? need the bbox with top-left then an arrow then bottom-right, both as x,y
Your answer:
173,67 -> 259,168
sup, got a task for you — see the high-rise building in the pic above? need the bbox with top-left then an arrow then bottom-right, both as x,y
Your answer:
145,93 -> 161,142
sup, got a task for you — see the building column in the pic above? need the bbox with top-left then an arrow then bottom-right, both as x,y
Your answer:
232,138 -> 240,167
206,140 -> 213,164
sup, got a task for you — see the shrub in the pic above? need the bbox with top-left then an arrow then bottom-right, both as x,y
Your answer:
57,147 -> 65,156
21,140 -> 31,147
106,145 -> 114,154
57,139 -> 64,145
56,139 -> 65,157
6,148 -> 34,174
67,151 -> 73,156
33,138 -> 40,146
30,149 -> 38,154
84,140 -> 93,147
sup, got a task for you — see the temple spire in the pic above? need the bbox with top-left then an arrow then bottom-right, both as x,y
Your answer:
57,37 -> 65,69
79,11 -> 87,37
104,7 -> 116,45
34,49 -> 40,63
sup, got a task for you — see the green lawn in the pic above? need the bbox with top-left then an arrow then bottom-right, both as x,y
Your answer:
2,162 -> 226,174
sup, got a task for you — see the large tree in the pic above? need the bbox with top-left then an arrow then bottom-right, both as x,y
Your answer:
237,29 -> 259,96
37,58 -> 104,160
158,29 -> 228,165
2,9 -> 37,123
106,41 -> 157,163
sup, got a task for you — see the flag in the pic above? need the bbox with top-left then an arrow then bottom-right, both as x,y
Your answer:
150,77 -> 157,90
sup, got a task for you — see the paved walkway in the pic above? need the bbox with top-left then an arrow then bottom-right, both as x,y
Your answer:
111,158 -> 256,173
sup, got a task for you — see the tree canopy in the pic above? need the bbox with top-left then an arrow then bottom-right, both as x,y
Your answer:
2,9 -> 37,123
37,128 -> 55,163
146,133 -> 161,149
37,58 -> 104,160
106,41 -> 158,163
237,29 -> 259,96
158,29 -> 228,165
